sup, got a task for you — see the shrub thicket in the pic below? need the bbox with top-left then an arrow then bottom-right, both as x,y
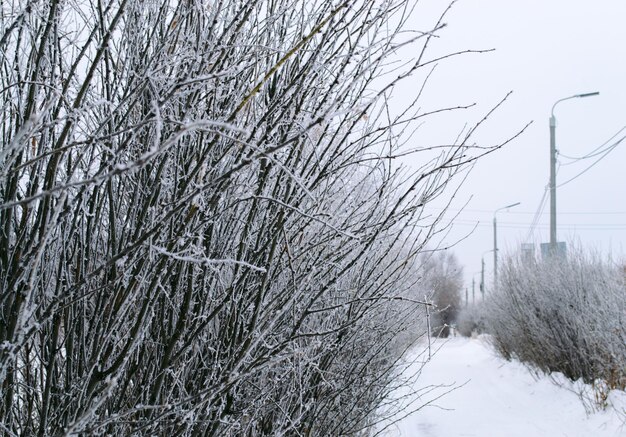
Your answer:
0,0 -> 511,435
487,249 -> 626,406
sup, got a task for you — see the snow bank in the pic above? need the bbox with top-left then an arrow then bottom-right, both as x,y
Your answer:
378,337 -> 626,437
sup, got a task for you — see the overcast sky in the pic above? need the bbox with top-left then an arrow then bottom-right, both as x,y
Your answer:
394,0 -> 626,294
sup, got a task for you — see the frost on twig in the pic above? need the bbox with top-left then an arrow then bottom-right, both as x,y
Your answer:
0,0 -> 514,435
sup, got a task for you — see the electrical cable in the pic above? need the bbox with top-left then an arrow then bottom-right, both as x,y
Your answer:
450,219 -> 626,231
558,125 -> 626,162
557,135 -> 626,188
526,184 -> 549,242
424,206 -> 626,215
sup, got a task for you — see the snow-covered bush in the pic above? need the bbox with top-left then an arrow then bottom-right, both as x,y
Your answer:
0,0 -> 511,435
486,248 -> 626,405
456,303 -> 488,338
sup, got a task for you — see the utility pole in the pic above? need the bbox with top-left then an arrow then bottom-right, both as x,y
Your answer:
549,113 -> 557,252
549,92 -> 599,254
480,257 -> 485,299
465,287 -> 468,308
472,277 -> 475,305
494,202 -> 520,286
494,216 -> 498,289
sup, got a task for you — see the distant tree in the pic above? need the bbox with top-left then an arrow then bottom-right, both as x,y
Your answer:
456,303 -> 487,337
422,251 -> 463,337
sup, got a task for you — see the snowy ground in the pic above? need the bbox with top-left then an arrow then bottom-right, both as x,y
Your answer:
379,336 -> 626,437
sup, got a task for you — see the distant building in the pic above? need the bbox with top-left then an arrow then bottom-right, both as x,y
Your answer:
540,242 -> 567,260
521,243 -> 535,263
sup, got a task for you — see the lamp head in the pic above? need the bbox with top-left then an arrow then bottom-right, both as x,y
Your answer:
575,91 -> 599,98
504,202 -> 521,209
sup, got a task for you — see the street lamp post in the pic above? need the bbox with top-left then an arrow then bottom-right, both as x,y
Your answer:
493,202 -> 520,287
481,249 -> 494,297
549,92 -> 599,253
481,257 -> 485,298
472,277 -> 475,304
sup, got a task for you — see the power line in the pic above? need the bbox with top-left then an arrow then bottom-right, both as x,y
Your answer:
557,134 -> 626,188
427,206 -> 626,216
526,183 -> 549,241
558,125 -> 626,162
451,220 -> 626,231
425,206 -> 626,216
453,219 -> 626,227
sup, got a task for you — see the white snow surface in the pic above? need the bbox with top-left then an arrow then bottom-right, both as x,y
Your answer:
380,336 -> 626,437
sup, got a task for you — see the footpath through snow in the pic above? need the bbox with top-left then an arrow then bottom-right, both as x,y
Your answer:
380,336 -> 626,437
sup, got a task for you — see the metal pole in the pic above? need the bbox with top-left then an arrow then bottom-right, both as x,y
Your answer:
549,91 -> 598,255
472,277 -> 475,305
425,296 -> 431,359
493,202 -> 520,286
493,216 -> 498,286
550,115 -> 557,253
480,257 -> 485,298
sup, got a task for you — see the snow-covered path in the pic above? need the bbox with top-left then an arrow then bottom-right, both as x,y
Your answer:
381,337 -> 625,437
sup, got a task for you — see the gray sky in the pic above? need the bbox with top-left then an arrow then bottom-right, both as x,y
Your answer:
395,0 -> 626,293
